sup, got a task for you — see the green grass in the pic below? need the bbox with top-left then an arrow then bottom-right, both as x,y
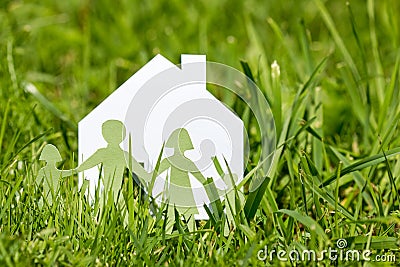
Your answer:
1,0 -> 400,266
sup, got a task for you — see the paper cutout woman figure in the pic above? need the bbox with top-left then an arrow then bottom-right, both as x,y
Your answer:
77,120 -> 150,205
156,128 -> 207,232
36,144 -> 74,205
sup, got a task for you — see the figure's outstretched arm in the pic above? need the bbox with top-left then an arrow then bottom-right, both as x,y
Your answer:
60,169 -> 75,178
153,159 -> 170,176
221,173 -> 237,187
128,155 -> 170,186
144,159 -> 170,185
126,152 -> 152,184
131,158 -> 170,189
76,150 -> 103,172
191,169 -> 207,184
215,173 -> 238,195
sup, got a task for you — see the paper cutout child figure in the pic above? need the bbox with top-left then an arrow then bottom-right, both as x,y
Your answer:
77,120 -> 150,206
156,128 -> 207,232
36,144 -> 74,205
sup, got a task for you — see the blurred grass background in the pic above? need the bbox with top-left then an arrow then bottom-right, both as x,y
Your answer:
1,0 -> 400,265
1,0 -> 399,154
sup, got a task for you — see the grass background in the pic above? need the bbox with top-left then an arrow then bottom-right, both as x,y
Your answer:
1,0 -> 400,266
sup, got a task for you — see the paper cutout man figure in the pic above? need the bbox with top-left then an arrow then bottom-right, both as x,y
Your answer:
36,144 -> 74,205
77,120 -> 150,205
156,128 -> 207,232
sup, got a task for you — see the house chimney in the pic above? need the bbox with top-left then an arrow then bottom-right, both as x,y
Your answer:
181,54 -> 206,83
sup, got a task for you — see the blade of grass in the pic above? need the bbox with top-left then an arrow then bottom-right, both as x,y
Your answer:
298,164 -> 308,215
244,176 -> 270,221
381,147 -> 399,210
313,0 -> 362,87
367,0 -> 385,104
321,147 -> 400,187
1,129 -> 52,174
377,52 -> 400,133
24,83 -> 76,130
334,161 -> 343,237
276,209 -> 329,242
299,18 -> 314,74
0,100 -> 10,156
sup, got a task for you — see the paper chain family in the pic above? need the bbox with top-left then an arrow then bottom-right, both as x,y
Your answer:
36,120 -> 243,233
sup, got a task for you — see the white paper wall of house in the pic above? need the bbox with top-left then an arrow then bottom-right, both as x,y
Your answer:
78,54 -> 244,220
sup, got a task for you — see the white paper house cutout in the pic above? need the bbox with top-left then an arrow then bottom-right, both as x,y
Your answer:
78,54 -> 244,219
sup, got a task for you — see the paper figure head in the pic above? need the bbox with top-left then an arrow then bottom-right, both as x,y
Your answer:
165,128 -> 194,153
102,120 -> 126,145
39,144 -> 62,162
